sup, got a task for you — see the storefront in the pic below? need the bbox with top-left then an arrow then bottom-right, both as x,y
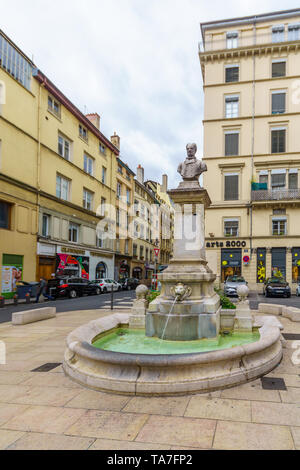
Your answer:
145,263 -> 156,280
132,266 -> 143,280
271,248 -> 286,279
292,248 -> 300,284
221,248 -> 242,282
95,262 -> 108,279
89,251 -> 114,281
37,242 -> 56,281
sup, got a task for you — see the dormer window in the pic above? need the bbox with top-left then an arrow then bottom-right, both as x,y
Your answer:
288,23 -> 300,41
272,25 -> 284,43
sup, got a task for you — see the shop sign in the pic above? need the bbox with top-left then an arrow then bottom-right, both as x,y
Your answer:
206,240 -> 247,248
61,247 -> 85,255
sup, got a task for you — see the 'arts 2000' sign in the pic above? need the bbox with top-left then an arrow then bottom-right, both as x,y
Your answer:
206,240 -> 247,248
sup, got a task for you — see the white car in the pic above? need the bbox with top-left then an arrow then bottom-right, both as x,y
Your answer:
90,279 -> 122,293
296,284 -> 300,297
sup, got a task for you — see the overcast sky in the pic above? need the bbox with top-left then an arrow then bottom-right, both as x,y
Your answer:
1,0 -> 299,187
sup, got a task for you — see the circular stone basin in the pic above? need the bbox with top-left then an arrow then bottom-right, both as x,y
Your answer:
63,313 -> 283,396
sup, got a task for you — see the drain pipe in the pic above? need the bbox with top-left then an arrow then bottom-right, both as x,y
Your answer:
250,17 -> 257,260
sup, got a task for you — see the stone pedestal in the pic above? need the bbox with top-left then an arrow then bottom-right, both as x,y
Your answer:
129,286 -> 149,329
234,301 -> 253,332
146,187 -> 221,341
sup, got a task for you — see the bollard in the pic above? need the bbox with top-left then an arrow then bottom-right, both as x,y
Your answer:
111,285 -> 114,310
0,296 -> 4,308
25,293 -> 31,304
13,294 -> 18,305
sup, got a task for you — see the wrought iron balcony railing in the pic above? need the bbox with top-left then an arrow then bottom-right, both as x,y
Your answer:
251,189 -> 300,202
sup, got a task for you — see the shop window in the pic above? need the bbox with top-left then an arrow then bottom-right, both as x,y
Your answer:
221,248 -> 242,282
96,262 -> 107,279
292,248 -> 300,283
272,60 -> 286,78
0,201 -> 11,229
257,248 -> 266,283
271,247 -> 286,278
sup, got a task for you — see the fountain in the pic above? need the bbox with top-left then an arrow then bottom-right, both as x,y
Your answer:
63,144 -> 283,396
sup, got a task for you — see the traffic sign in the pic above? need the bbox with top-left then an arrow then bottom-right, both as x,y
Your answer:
154,248 -> 160,257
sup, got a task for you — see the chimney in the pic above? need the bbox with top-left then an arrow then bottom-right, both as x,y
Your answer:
137,165 -> 144,184
111,132 -> 120,150
162,174 -> 168,193
85,113 -> 100,130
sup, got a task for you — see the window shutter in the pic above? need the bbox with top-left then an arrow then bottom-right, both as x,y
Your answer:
225,133 -> 239,156
272,93 -> 285,114
272,61 -> 286,78
289,172 -> 298,189
225,175 -> 238,200
225,67 -> 239,82
272,129 -> 286,153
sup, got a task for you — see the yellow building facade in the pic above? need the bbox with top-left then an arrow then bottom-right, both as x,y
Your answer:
199,8 -> 300,292
0,30 -> 119,296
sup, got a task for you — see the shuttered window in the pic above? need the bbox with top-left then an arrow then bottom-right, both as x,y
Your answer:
225,66 -> 239,82
272,61 -> 286,78
224,174 -> 239,201
271,129 -> 286,153
271,173 -> 285,190
272,92 -> 286,114
272,248 -> 286,278
289,171 -> 298,189
225,132 -> 239,156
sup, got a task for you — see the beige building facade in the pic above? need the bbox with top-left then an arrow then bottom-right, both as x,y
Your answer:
199,8 -> 300,291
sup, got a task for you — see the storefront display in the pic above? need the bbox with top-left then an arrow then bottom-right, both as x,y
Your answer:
1,254 -> 23,298
221,248 -> 242,282
56,254 -> 89,279
257,249 -> 266,283
271,248 -> 286,279
292,248 -> 300,283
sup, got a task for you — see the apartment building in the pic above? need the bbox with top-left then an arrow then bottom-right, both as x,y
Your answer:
0,30 -> 118,296
199,8 -> 300,291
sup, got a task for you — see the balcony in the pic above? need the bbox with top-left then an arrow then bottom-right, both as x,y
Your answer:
199,30 -> 300,54
252,189 -> 300,206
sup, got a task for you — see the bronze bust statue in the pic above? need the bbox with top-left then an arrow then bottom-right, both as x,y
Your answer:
177,143 -> 207,187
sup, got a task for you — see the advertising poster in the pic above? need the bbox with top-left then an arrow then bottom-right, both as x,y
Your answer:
56,254 -> 89,279
1,258 -> 23,299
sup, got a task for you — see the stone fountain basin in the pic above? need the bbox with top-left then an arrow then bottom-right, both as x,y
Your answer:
63,313 -> 283,396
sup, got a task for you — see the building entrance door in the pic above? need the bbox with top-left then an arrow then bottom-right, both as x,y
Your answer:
38,257 -> 56,281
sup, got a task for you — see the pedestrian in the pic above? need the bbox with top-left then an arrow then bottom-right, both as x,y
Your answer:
36,277 -> 54,303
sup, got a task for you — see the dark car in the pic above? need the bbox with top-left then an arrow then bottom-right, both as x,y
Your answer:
119,278 -> 140,291
263,277 -> 291,298
47,277 -> 101,299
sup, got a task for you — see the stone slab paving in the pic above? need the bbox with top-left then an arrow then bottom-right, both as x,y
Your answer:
0,309 -> 298,450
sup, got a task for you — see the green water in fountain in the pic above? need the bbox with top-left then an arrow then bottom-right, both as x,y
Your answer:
92,328 -> 260,355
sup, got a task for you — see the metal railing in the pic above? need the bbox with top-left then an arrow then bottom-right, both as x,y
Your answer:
251,189 -> 300,201
199,30 -> 300,53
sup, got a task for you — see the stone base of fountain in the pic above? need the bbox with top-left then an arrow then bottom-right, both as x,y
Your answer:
63,312 -> 283,396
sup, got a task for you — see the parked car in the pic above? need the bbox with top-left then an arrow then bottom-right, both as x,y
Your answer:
296,284 -> 300,297
118,278 -> 140,291
263,277 -> 291,298
89,279 -> 122,293
47,277 -> 102,299
224,276 -> 247,297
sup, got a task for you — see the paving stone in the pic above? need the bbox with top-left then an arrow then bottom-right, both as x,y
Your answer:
66,410 -> 148,441
185,396 -> 251,422
21,373 -> 82,389
221,381 -> 281,402
0,430 -> 25,450
11,386 -> 81,407
0,404 -> 29,427
252,401 -> 300,427
4,405 -> 86,434
0,372 -> 31,385
265,373 -> 300,388
0,385 -> 30,403
65,390 -> 131,411
213,421 -> 294,450
135,415 -> 216,449
89,439 -> 170,450
291,427 -> 300,450
123,396 -> 190,417
280,387 -> 300,404
6,432 -> 95,450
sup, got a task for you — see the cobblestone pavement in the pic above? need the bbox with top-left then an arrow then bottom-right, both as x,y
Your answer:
0,308 -> 299,450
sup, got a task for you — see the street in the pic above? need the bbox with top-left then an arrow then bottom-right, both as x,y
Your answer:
0,290 -> 136,324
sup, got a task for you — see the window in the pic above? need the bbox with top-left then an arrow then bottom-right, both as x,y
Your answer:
118,165 -> 123,175
133,244 -> 137,257
224,219 -> 239,237
99,143 -> 106,155
226,31 -> 238,49
224,173 -> 239,201
102,167 -> 107,184
272,218 -> 287,236
271,171 -> 286,190
69,222 -> 79,243
140,246 -> 144,259
83,189 -> 93,211
58,135 -> 70,160
48,96 -> 60,117
140,225 -> 144,239
116,238 -> 120,252
272,25 -> 284,43
117,182 -> 122,199
288,23 -> 300,41
271,128 -> 286,153
79,124 -> 88,141
134,222 -> 139,237
273,208 -> 286,215
126,189 -> 131,204
259,171 -> 268,188
101,197 -> 106,217
225,131 -> 239,156
225,65 -> 239,83
272,91 -> 286,114
0,34 -> 32,90
272,60 -> 286,78
289,170 -> 298,189
116,208 -> 120,226
225,96 -> 239,118
84,154 -> 94,176
56,175 -> 70,201
0,201 -> 11,229
125,239 -> 129,254
126,172 -> 131,181
42,214 -> 50,237
141,205 -> 145,219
